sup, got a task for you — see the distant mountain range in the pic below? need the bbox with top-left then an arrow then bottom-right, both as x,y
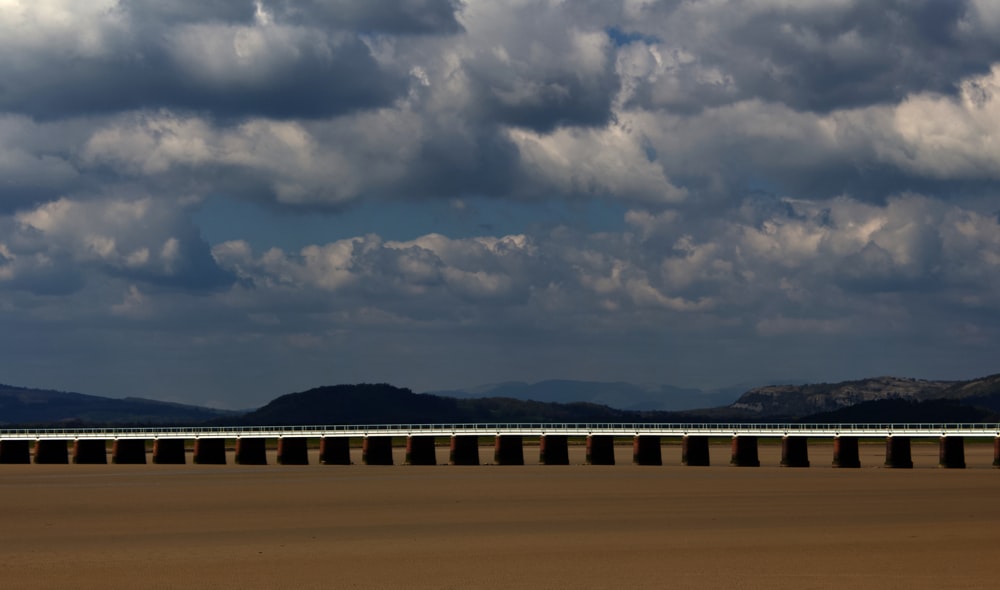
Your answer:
1,373 -> 999,427
430,379 -> 742,411
237,375 -> 1000,425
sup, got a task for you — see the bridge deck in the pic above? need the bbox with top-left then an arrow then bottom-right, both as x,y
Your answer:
1,423 -> 999,440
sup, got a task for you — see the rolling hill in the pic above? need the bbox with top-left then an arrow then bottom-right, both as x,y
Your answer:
432,379 -> 740,411
0,383 -> 236,426
2,372 -> 999,427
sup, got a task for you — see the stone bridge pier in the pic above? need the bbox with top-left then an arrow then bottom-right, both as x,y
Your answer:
494,435 -> 524,465
585,435 -> 615,465
193,438 -> 226,464
730,436 -> 759,467
884,436 -> 913,468
405,436 -> 436,465
235,438 -> 267,465
938,436 -> 965,469
362,436 -> 394,465
33,440 -> 69,464
831,436 -> 861,468
9,428 -> 1000,470
319,437 -> 351,465
152,439 -> 186,464
632,436 -> 662,465
780,436 -> 809,467
0,440 -> 31,464
681,436 -> 710,466
277,437 -> 309,465
449,435 -> 480,465
539,435 -> 569,465
73,440 -> 107,464
111,439 -> 147,464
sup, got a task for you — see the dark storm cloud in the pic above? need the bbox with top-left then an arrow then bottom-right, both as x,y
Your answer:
723,1 -> 989,111
404,120 -> 522,200
269,0 -> 464,35
461,36 -> 620,133
117,0 -> 464,35
0,5 -> 407,120
463,54 -> 619,132
116,0 -> 259,24
458,1 -> 620,132
622,0 -> 1000,113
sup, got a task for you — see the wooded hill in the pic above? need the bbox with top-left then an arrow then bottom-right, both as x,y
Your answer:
233,383 -> 655,425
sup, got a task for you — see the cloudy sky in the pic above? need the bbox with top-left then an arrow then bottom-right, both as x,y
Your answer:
2,0 -> 1000,408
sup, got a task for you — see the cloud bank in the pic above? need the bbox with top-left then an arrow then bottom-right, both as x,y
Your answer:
1,0 -> 998,406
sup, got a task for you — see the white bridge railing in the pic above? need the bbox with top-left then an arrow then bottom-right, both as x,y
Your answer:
1,423 -> 999,440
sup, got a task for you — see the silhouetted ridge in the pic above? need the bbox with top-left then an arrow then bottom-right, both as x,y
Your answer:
801,398 -> 1000,423
241,383 -> 464,425
4,372 -> 1000,427
236,383 -> 663,426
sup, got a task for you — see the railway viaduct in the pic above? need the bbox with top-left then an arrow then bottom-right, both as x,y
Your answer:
1,424 -> 998,468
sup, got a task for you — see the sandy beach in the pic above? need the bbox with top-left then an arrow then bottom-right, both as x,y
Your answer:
1,441 -> 998,589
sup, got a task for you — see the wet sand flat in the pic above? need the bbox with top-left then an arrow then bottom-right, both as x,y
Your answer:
1,442 -> 998,589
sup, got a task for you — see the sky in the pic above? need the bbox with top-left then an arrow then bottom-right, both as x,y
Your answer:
2,0 -> 1000,409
